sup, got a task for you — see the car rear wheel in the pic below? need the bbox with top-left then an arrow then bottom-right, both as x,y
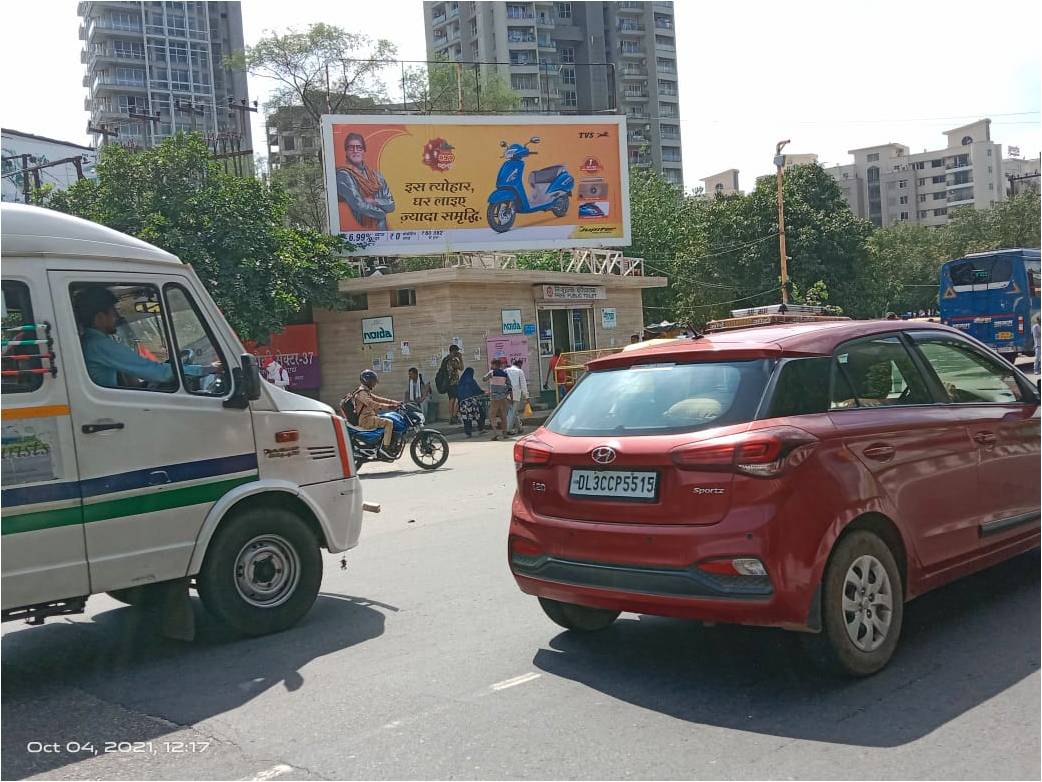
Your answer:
538,597 -> 619,632
803,530 -> 904,677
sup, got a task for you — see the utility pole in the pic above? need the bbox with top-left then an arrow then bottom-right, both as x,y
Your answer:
128,110 -> 161,146
175,99 -> 205,133
20,154 -> 33,203
88,123 -> 120,147
2,155 -> 92,201
773,139 -> 791,305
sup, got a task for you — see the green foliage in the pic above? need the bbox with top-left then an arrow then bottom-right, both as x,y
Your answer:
230,24 -> 397,123
47,134 -> 353,343
268,157 -> 328,232
941,190 -> 1041,258
864,222 -> 946,316
403,61 -> 520,113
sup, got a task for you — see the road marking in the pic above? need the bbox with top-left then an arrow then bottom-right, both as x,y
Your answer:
246,764 -> 293,781
490,672 -> 541,691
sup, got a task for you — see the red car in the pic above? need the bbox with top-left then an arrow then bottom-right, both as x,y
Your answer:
509,320 -> 1040,676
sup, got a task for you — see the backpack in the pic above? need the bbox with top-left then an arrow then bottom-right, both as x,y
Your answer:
434,358 -> 450,394
339,389 -> 361,425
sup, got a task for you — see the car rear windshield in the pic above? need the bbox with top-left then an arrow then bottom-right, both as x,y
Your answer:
545,359 -> 773,437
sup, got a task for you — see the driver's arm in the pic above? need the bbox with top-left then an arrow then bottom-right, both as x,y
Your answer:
89,337 -> 175,385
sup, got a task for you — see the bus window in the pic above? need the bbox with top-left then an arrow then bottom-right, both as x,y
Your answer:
950,256 -> 1012,287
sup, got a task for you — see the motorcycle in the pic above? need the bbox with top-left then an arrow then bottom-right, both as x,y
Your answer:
347,402 -> 449,470
487,136 -> 574,233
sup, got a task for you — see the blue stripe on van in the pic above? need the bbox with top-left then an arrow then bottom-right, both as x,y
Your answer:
1,452 -> 259,508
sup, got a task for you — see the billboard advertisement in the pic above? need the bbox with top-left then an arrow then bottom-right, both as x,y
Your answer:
244,324 -> 320,390
321,114 -> 629,255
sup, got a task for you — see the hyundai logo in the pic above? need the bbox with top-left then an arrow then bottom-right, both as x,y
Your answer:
591,446 -> 617,464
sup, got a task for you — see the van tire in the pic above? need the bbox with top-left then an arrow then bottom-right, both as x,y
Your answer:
538,597 -> 619,632
197,508 -> 322,636
801,531 -> 904,677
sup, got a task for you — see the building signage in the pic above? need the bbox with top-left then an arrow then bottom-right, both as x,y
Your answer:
501,308 -> 523,335
538,284 -> 607,301
361,316 -> 394,344
321,114 -> 630,255
601,307 -> 617,329
244,324 -> 321,390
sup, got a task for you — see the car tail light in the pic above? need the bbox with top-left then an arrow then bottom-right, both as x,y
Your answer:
510,536 -> 544,557
330,415 -> 354,479
697,557 -> 767,577
671,426 -> 817,478
514,437 -> 552,469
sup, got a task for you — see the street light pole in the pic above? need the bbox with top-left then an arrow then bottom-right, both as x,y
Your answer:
774,139 -> 791,305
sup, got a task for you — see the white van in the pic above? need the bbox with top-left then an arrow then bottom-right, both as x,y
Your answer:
1,204 -> 365,638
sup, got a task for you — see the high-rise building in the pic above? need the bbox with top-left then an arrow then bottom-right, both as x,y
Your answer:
423,1 -> 683,187
824,119 -> 1005,228
78,1 -> 252,151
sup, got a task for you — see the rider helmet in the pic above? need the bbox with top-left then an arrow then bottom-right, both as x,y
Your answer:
360,369 -> 378,388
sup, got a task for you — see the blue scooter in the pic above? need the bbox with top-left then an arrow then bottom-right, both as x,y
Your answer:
487,137 -> 575,233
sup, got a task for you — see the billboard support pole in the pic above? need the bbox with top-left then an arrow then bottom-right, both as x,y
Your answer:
455,62 -> 464,111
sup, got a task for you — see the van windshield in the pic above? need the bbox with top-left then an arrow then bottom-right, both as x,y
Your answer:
546,359 -> 773,437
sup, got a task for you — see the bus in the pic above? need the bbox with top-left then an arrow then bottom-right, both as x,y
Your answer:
939,248 -> 1041,362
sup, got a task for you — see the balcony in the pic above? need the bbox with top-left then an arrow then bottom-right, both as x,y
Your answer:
654,17 -> 675,32
656,40 -> 675,52
537,37 -> 556,49
617,23 -> 646,34
618,1 -> 644,12
627,132 -> 647,145
620,65 -> 644,79
506,9 -> 536,21
947,176 -> 974,188
620,46 -> 644,58
946,158 -> 972,171
537,15 -> 555,27
623,90 -> 649,99
507,33 -> 537,44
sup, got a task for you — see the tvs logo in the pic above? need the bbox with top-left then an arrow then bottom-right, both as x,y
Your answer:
591,446 -> 616,464
422,137 -> 455,171
580,156 -> 602,174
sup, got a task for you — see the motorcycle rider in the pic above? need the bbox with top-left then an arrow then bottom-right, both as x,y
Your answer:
354,370 -> 400,457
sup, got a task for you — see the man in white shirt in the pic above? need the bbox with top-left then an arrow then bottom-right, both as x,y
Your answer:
265,359 -> 290,390
404,366 -> 431,419
504,358 -> 529,435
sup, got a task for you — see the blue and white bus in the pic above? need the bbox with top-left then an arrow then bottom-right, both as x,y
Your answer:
939,248 -> 1041,362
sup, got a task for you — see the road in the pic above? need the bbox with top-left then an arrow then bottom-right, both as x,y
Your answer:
2,436 -> 1039,781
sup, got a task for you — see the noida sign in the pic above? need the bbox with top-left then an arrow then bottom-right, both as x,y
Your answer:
501,308 -> 524,335
361,316 -> 394,344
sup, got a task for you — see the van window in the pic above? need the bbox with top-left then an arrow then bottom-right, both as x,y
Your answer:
766,357 -> 830,418
830,336 -> 931,409
71,283 -> 178,392
546,359 -> 772,437
1,281 -> 44,394
164,284 -> 230,396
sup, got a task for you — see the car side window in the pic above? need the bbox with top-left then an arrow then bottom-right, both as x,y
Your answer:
830,336 -> 932,409
767,357 -> 830,417
71,283 -> 178,393
1,281 -> 44,395
164,284 -> 230,397
912,335 -> 1025,404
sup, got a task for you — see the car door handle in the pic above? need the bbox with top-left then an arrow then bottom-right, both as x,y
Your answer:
973,431 -> 997,446
862,443 -> 896,462
81,422 -> 125,434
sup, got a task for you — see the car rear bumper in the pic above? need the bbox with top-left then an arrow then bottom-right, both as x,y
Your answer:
509,503 -> 816,630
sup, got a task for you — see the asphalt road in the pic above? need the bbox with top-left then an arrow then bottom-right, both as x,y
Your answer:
2,436 -> 1039,781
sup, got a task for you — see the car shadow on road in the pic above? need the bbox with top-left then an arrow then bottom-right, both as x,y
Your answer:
1,593 -> 391,779
533,550 -> 1040,748
360,467 -> 455,480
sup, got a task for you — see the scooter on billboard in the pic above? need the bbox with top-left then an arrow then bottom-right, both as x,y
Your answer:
486,137 -> 575,233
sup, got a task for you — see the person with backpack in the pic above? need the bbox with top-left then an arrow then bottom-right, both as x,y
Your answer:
344,370 -> 399,458
435,344 -> 465,423
404,366 -> 431,419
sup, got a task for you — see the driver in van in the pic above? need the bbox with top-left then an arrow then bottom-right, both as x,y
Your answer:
75,286 -> 208,390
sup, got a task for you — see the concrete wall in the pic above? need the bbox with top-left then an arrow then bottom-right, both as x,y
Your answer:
313,281 -> 647,413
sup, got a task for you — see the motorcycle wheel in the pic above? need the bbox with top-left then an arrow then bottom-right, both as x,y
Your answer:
551,194 -> 570,218
410,430 -> 449,470
487,199 -> 517,233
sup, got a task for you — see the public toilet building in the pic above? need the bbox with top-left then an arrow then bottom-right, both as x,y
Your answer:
313,265 -> 666,415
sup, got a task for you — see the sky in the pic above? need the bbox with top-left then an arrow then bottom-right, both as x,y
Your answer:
2,0 -> 1040,192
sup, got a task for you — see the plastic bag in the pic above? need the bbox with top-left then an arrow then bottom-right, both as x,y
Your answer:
523,400 -> 534,417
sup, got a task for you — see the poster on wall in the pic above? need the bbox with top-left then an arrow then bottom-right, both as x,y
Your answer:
245,324 -> 320,390
601,307 -> 617,329
321,114 -> 629,255
486,335 -> 530,370
501,309 -> 523,335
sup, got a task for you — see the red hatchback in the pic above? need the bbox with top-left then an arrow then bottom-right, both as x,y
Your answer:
509,320 -> 1040,675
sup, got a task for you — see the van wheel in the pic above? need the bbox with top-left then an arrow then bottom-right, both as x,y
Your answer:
539,597 -> 619,631
802,531 -> 904,677
107,584 -> 165,607
197,508 -> 322,636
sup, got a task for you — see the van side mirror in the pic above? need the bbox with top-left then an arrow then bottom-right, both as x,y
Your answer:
222,353 -> 262,409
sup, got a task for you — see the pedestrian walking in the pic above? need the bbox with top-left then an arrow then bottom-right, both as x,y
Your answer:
456,367 -> 486,438
504,358 -> 529,435
1033,315 -> 1040,376
485,358 -> 513,440
437,344 -> 464,423
404,366 -> 431,420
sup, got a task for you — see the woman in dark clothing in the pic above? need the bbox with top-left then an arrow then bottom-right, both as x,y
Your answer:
456,367 -> 486,437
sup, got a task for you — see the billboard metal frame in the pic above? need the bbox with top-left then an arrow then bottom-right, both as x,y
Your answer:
320,113 -> 630,256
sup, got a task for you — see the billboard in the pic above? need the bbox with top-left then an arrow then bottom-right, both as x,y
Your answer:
244,324 -> 320,390
321,114 -> 629,255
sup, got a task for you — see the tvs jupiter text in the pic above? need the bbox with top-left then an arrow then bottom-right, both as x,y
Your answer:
508,320 -> 1040,676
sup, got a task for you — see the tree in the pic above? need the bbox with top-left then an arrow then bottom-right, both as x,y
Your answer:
402,61 -> 519,113
47,134 -> 353,343
229,24 -> 396,124
268,157 -> 328,232
864,223 -> 945,316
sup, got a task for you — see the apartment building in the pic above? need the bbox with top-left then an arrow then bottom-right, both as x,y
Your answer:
824,119 -> 1005,228
423,1 -> 684,187
78,1 -> 252,150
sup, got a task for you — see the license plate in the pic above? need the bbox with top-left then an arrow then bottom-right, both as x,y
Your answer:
996,331 -> 1013,340
569,469 -> 658,500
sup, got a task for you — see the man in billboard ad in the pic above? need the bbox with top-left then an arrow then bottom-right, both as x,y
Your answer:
321,115 -> 630,255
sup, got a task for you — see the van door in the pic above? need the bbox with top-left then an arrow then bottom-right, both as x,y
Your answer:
48,270 -> 258,594
1,273 -> 87,609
